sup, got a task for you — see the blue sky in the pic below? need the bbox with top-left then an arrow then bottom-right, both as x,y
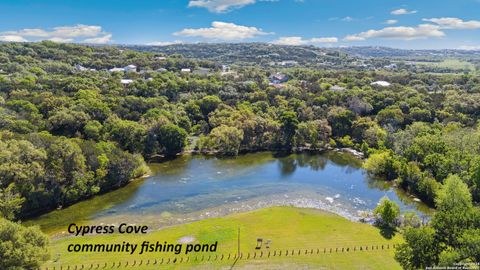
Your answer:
0,0 -> 479,49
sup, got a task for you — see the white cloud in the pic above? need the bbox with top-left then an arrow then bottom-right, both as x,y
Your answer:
344,24 -> 444,41
459,45 -> 480,50
188,0 -> 256,13
0,24 -> 111,43
145,40 -> 183,46
0,35 -> 28,42
47,37 -> 74,43
50,25 -> 103,38
272,36 -> 338,45
422,17 -> 480,29
83,34 -> 113,44
174,21 -> 271,41
341,16 -> 354,22
391,9 -> 417,15
385,19 -> 398,25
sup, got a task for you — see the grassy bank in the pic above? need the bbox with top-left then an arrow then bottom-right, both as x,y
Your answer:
43,207 -> 403,269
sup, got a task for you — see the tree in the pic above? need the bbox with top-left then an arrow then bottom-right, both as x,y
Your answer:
198,95 -> 221,117
0,218 -> 50,270
374,196 -> 400,228
327,106 -> 355,137
295,120 -> 331,149
364,151 -> 399,180
0,184 -> 25,220
395,227 -> 439,270
157,123 -> 188,157
435,174 -> 472,212
198,125 -> 244,156
280,111 -> 299,150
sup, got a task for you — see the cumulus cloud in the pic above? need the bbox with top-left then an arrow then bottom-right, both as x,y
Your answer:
0,24 -> 112,44
391,8 -> 417,15
145,40 -> 183,46
422,17 -> 480,29
385,19 -> 398,25
0,35 -> 28,42
272,36 -> 338,45
344,24 -> 444,41
174,21 -> 271,41
83,34 -> 113,44
188,0 -> 256,13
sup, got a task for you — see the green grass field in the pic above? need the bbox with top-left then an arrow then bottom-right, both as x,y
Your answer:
414,59 -> 476,72
42,207 -> 403,269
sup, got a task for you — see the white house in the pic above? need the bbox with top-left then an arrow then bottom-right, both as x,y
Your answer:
370,81 -> 391,87
109,67 -> 125,72
120,79 -> 134,86
124,65 -> 137,72
181,68 -> 191,73
280,60 -> 298,67
109,65 -> 137,73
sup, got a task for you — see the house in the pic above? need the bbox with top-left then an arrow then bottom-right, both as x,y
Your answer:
370,81 -> 391,87
181,68 -> 191,73
124,65 -> 137,72
330,85 -> 346,91
384,64 -> 398,70
120,79 -> 134,86
109,67 -> 125,72
155,56 -> 166,60
221,65 -> 230,72
280,60 -> 298,67
269,73 -> 289,85
109,65 -> 137,73
74,64 -> 96,72
155,68 -> 167,72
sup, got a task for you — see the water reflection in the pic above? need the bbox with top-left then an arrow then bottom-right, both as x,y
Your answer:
28,151 -> 431,235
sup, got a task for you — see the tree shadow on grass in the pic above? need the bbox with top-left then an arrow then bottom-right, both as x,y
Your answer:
378,225 -> 397,239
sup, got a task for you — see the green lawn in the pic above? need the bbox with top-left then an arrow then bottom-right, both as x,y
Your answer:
43,207 -> 403,269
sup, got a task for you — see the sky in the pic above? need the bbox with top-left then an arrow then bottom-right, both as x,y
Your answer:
0,0 -> 480,49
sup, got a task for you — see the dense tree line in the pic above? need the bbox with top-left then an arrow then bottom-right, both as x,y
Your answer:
0,41 -> 479,220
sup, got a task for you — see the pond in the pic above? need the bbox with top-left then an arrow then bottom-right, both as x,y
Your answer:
27,151 -> 431,235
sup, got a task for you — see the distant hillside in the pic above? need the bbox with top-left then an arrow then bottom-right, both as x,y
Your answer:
121,43 -> 351,66
339,46 -> 480,59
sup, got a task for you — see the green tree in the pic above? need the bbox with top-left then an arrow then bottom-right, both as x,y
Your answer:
0,218 -> 50,270
157,123 -> 188,157
374,196 -> 400,228
0,184 -> 25,220
395,227 -> 439,270
280,111 -> 299,150
198,125 -> 244,156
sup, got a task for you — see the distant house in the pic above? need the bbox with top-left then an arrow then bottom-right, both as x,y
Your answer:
156,68 -> 167,72
181,68 -> 191,73
269,72 -> 289,85
280,60 -> 298,67
109,67 -> 125,72
109,65 -> 137,73
120,79 -> 134,86
155,56 -> 166,60
124,65 -> 137,72
370,81 -> 391,87
330,85 -> 346,91
221,65 -> 230,72
384,64 -> 398,70
74,64 -> 96,72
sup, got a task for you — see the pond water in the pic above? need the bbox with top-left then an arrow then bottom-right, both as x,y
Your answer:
27,152 -> 431,235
